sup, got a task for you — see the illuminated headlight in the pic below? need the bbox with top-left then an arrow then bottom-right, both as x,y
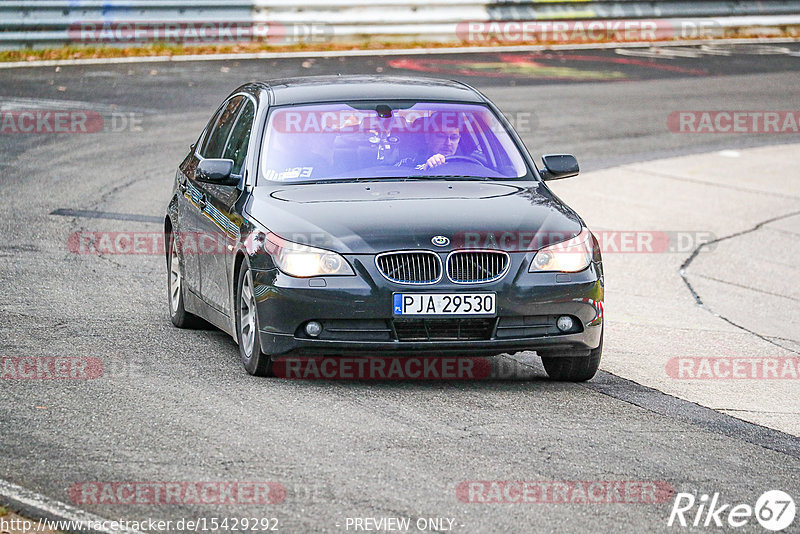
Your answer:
263,233 -> 354,277
529,229 -> 593,273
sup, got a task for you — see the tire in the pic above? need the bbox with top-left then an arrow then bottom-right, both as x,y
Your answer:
166,231 -> 202,329
541,331 -> 603,382
236,262 -> 273,376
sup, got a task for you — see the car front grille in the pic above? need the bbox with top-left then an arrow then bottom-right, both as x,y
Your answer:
376,251 -> 441,284
393,318 -> 496,341
447,251 -> 510,283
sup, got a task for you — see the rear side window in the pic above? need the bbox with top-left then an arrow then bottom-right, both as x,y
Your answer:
201,96 -> 243,158
223,99 -> 255,175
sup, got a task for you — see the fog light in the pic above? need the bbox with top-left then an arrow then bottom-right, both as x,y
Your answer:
305,321 -> 323,337
556,315 -> 574,332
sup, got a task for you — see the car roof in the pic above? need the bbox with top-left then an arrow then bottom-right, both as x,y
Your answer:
246,75 -> 486,105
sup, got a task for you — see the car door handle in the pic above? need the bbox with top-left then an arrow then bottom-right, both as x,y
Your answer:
197,194 -> 207,209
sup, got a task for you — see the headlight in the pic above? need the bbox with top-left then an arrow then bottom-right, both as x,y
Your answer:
529,228 -> 593,273
263,233 -> 354,277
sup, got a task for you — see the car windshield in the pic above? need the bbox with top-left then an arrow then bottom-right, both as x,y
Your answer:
259,101 -> 530,183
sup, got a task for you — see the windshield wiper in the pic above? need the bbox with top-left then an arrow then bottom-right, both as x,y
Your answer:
281,176 -> 495,185
286,177 -> 385,185
406,175 -> 493,181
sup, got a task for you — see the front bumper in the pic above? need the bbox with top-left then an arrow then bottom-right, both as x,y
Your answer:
251,252 -> 603,358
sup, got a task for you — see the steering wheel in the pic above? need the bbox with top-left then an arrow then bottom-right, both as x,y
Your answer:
444,155 -> 485,166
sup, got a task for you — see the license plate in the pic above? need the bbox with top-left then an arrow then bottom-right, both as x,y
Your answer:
393,293 -> 496,316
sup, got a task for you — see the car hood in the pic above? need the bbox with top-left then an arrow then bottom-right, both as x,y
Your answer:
246,180 -> 583,254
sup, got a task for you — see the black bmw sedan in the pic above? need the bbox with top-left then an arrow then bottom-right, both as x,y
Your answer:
165,75 -> 604,381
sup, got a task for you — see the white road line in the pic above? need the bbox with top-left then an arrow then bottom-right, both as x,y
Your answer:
0,478 -> 143,534
0,37 -> 797,69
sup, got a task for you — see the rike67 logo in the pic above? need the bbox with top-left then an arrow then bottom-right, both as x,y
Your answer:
668,490 -> 795,531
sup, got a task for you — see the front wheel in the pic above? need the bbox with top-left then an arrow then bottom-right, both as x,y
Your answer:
540,331 -> 603,382
236,263 -> 273,377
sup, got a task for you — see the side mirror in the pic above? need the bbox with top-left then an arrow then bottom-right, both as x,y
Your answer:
196,158 -> 238,186
541,154 -> 579,181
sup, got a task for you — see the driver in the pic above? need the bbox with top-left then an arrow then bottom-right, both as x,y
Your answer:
421,113 -> 461,170
395,111 -> 463,171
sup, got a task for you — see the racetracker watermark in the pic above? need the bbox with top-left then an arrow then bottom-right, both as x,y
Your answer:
269,110 -> 537,134
69,231 -> 218,255
1,516 -> 281,534
68,230 -> 715,255
0,111 -> 142,134
454,230 -> 716,253
667,111 -> 800,133
274,357 -> 493,380
666,357 -> 800,380
68,231 -> 339,255
69,482 -> 286,505
68,21 -> 330,44
0,357 -> 103,379
455,20 -> 722,43
457,481 -> 674,504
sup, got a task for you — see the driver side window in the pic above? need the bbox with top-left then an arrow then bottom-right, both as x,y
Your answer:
200,96 -> 243,159
223,99 -> 255,176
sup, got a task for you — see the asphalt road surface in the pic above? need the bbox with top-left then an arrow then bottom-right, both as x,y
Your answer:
1,43 -> 799,533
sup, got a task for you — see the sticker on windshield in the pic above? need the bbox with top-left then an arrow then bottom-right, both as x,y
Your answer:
265,166 -> 314,181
